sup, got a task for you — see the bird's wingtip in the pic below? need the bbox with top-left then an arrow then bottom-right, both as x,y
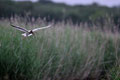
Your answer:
10,24 -> 15,27
48,24 -> 52,27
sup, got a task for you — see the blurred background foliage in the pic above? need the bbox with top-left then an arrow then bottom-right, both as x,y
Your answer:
0,0 -> 120,25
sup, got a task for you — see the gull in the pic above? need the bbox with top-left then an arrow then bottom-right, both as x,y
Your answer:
11,24 -> 51,37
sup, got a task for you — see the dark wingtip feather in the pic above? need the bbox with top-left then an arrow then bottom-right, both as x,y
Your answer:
10,24 -> 15,27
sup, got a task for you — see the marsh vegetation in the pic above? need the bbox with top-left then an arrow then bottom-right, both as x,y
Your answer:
0,18 -> 120,80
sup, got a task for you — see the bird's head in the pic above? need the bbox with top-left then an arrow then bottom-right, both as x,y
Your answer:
29,30 -> 34,34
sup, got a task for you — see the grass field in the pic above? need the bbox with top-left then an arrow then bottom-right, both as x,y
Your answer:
0,19 -> 120,80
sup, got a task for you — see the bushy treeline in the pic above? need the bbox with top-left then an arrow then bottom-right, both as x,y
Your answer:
0,0 -> 120,24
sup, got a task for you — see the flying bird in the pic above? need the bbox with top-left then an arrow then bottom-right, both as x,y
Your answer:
11,24 -> 51,37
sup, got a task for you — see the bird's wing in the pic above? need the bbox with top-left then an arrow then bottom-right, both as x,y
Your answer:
11,24 -> 28,33
32,25 -> 51,32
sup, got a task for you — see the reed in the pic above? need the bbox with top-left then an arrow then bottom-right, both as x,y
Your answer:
0,19 -> 119,80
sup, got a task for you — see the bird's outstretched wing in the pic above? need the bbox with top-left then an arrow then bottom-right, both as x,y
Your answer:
32,25 -> 51,32
11,24 -> 28,32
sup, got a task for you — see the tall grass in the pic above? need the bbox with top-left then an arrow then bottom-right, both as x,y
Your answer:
0,19 -> 120,80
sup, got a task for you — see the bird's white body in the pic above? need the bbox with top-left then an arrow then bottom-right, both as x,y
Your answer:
22,33 -> 33,37
11,24 -> 51,37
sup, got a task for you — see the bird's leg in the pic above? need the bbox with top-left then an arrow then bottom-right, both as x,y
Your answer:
26,32 -> 29,37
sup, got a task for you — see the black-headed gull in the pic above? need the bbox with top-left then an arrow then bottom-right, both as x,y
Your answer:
11,24 -> 51,37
